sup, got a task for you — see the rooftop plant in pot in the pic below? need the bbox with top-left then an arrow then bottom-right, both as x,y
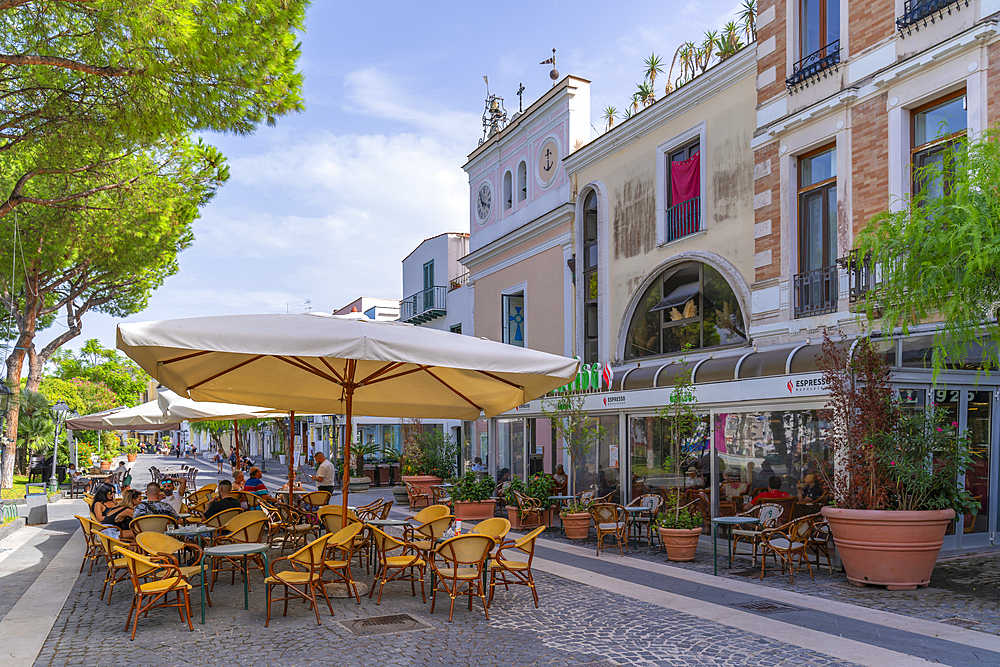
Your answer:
817,332 -> 979,590
451,471 -> 496,520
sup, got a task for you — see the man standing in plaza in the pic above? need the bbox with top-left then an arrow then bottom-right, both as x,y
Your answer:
311,451 -> 336,495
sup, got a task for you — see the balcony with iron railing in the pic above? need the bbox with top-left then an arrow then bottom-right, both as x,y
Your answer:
786,40 -> 840,89
897,0 -> 967,32
838,250 -> 881,307
664,197 -> 701,243
793,265 -> 839,319
399,285 -> 447,324
449,272 -> 469,291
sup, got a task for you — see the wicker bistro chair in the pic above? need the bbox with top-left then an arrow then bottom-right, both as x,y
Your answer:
298,490 -> 332,524
354,499 -> 384,522
264,533 -> 335,627
590,503 -> 629,557
130,514 -> 179,535
429,534 -> 496,622
512,491 -> 545,528
203,507 -> 243,534
759,514 -> 817,583
263,501 -> 319,554
115,546 -> 195,641
729,503 -> 784,567
317,505 -> 369,573
135,532 -> 212,607
94,532 -> 133,604
369,526 -> 427,605
488,525 -> 545,608
470,517 -> 511,544
211,511 -> 270,589
321,522 -> 365,604
431,485 -> 453,507
75,515 -> 105,575
407,504 -> 450,529
626,494 -> 663,546
404,481 -> 431,509
808,517 -> 834,573
408,515 -> 456,557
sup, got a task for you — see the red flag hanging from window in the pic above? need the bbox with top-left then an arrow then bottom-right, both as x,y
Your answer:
670,152 -> 700,205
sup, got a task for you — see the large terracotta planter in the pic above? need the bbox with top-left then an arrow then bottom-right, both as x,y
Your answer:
658,527 -> 702,561
561,512 -> 591,540
99,460 -> 111,471
126,454 -> 137,463
822,506 -> 955,590
455,500 -> 496,521
401,475 -> 443,498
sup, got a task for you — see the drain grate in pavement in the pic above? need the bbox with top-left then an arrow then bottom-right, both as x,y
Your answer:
941,617 -> 978,629
338,613 -> 433,636
731,600 -> 801,614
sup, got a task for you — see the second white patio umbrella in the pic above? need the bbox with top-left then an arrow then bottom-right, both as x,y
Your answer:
117,312 -> 579,523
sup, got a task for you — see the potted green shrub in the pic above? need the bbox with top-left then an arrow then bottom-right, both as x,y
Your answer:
451,471 -> 496,520
400,428 -> 457,497
655,500 -> 703,561
124,438 -> 140,463
818,333 -> 979,590
275,447 -> 286,465
559,498 -> 592,540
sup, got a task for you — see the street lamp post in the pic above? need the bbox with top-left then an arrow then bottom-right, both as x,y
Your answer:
49,400 -> 69,492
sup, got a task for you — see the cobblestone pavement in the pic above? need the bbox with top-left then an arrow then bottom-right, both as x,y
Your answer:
34,544 -> 861,667
541,528 -> 1000,636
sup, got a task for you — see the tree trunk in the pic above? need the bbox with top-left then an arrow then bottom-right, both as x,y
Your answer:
2,328 -> 34,488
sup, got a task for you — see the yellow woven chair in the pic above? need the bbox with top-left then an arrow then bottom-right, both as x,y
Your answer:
203,507 -> 243,531
488,525 -> 545,608
135,532 -> 212,607
115,546 -> 194,641
589,503 -> 628,556
430,534 -> 495,622
264,533 -> 335,627
130,514 -> 179,535
210,510 -> 269,588
298,490 -> 331,513
75,515 -> 104,575
317,505 -> 368,571
470,517 -> 511,543
322,522 -> 364,604
411,504 -> 450,525
408,515 -> 455,562
369,526 -> 426,605
94,531 -> 132,604
187,488 -> 214,508
263,501 -> 318,554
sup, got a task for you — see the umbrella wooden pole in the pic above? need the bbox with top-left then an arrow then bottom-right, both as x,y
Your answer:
232,420 -> 242,474
341,386 -> 353,529
288,411 -> 295,506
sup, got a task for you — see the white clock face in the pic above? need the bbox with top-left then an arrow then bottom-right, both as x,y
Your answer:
476,183 -> 492,222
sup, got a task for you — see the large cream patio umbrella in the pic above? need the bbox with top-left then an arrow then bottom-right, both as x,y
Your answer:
117,312 -> 579,523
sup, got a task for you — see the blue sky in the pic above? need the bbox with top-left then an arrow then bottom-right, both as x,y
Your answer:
77,0 -> 742,351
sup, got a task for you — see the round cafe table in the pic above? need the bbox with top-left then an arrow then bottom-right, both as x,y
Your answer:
165,524 -> 217,549
547,495 -> 576,533
711,516 -> 759,576
198,542 -> 269,624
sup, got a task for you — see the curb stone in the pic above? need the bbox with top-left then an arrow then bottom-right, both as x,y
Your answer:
0,516 -> 26,542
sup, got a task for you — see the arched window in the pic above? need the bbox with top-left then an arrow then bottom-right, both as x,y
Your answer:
582,191 -> 599,363
503,171 -> 513,211
517,161 -> 527,202
625,262 -> 746,360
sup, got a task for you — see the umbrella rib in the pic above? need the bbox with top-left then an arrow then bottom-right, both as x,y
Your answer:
188,355 -> 265,390
161,350 -> 212,366
421,367 -> 483,412
318,357 -> 345,384
358,361 -> 404,385
476,370 -> 524,390
363,366 -> 426,386
276,356 -> 343,386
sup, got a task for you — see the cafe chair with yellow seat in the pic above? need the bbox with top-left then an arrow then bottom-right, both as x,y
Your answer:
429,534 -> 495,622
94,531 -> 132,604
115,545 -> 195,641
321,522 -> 364,604
403,504 -> 450,539
203,507 -> 242,532
488,525 -> 545,608
369,526 -> 426,605
75,515 -> 104,575
130,514 -> 179,535
264,533 -> 335,627
408,515 -> 455,557
470,517 -> 511,543
135,532 -> 212,607
317,505 -> 368,571
263,501 -> 318,554
211,510 -> 270,588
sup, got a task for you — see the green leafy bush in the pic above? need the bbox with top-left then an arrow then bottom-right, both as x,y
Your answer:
654,506 -> 702,530
451,471 -> 495,503
402,429 -> 457,478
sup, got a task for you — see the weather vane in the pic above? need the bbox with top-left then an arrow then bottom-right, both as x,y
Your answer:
479,76 -> 508,145
517,83 -> 525,112
540,48 -> 558,86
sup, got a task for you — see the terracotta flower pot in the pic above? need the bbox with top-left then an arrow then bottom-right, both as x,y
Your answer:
822,506 -> 955,590
99,460 -> 111,471
401,475 -> 443,498
658,527 -> 702,561
455,499 -> 496,521
561,512 -> 591,540
126,454 -> 137,463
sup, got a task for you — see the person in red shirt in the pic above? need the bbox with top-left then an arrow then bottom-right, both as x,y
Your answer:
752,475 -> 790,505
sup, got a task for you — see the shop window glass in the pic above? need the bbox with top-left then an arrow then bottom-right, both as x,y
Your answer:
628,415 -> 709,502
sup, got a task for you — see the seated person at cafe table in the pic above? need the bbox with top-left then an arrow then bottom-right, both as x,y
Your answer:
232,470 -> 246,492
159,478 -> 187,514
279,471 -> 304,492
684,466 -> 705,488
797,473 -> 829,505
133,482 -> 181,521
243,467 -> 274,502
751,475 -> 790,505
93,485 -> 143,539
205,480 -> 242,519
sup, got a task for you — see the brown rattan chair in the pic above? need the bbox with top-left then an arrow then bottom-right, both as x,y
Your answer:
512,490 -> 545,528
203,507 -> 243,532
431,485 -> 453,507
264,533 -> 335,626
116,545 -> 194,641
488,525 -> 544,608
94,531 -> 132,604
730,503 -> 783,567
262,501 -> 318,553
626,494 -> 663,546
369,526 -> 426,604
130,514 -> 179,535
404,480 -> 430,509
808,516 -> 834,573
408,515 -> 455,557
589,503 -> 628,556
430,534 -> 495,621
759,514 -> 817,583
75,515 -> 104,575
